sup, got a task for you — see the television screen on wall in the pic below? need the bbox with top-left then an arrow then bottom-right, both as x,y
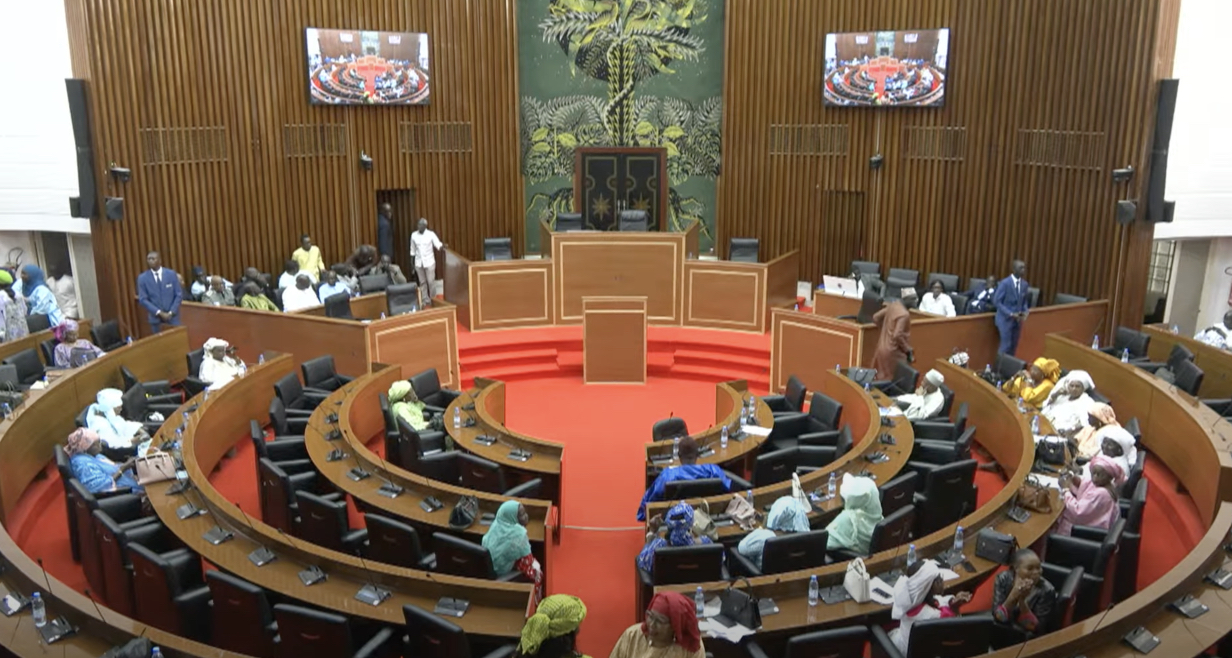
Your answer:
823,29 -> 949,107
306,28 -> 430,105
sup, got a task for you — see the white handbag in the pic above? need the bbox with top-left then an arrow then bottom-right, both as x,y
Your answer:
844,557 -> 872,603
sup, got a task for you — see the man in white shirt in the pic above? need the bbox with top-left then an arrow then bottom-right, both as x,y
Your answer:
317,269 -> 351,303
281,274 -> 320,312
896,369 -> 946,421
1195,311 -> 1232,350
409,217 -> 443,307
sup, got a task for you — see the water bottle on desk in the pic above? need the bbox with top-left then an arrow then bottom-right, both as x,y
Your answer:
954,526 -> 964,552
453,407 -> 462,429
835,364 -> 841,373
720,425 -> 728,450
126,336 -> 133,346
694,586 -> 705,616
746,489 -> 754,507
1121,348 -> 1129,363
807,575 -> 819,607
31,592 -> 45,627
672,436 -> 680,459
984,364 -> 992,378
151,648 -> 163,658
863,382 -> 871,393
1,403 -> 11,420
258,353 -> 265,365
906,543 -> 918,568
1030,415 -> 1040,435
238,362 -> 248,378
1016,397 -> 1026,414
827,472 -> 837,499
1091,335 -> 1100,350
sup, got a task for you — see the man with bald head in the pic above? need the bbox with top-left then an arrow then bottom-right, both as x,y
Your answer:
201,276 -> 235,306
994,259 -> 1031,356
136,250 -> 183,333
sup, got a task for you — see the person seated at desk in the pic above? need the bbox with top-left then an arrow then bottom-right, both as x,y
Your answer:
483,501 -> 543,603
637,437 -> 731,521
65,428 -> 142,494
234,268 -> 282,310
188,266 -> 209,301
1057,455 -> 1122,536
52,319 -> 104,368
896,368 -> 946,421
610,592 -> 705,658
16,264 -> 64,326
1082,424 -> 1136,482
889,560 -> 973,654
992,549 -> 1056,637
281,274 -> 319,312
1073,403 -> 1120,460
918,280 -> 956,317
201,275 -> 235,306
737,495 -> 810,570
636,502 -> 713,574
0,270 -> 28,343
346,244 -> 379,277
199,337 -> 245,389
1195,310 -> 1232,350
1002,357 -> 1061,409
87,388 -> 150,459
277,259 -> 303,290
1041,370 -> 1096,436
291,234 -> 325,281
966,275 -> 998,314
317,269 -> 351,303
826,474 -> 884,555
240,282 -> 279,312
515,594 -> 589,658
371,254 -> 408,285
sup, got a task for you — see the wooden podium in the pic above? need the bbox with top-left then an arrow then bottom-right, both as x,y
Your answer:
582,297 -> 647,384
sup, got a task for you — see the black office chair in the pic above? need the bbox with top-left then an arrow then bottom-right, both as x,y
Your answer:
1099,326 -> 1150,359
121,384 -> 179,434
182,349 -> 209,398
1,348 -> 44,387
752,447 -> 800,486
851,261 -> 881,278
948,292 -> 969,316
409,368 -> 461,413
274,372 -> 330,413
636,543 -> 727,614
250,419 -> 310,473
925,272 -> 960,293
554,211 -> 584,232
395,416 -> 447,457
1043,519 -> 1126,619
747,626 -> 868,658
66,477 -> 152,572
204,571 -> 279,658
733,530 -> 829,577
26,313 -> 51,333
909,425 -> 977,467
256,457 -> 328,534
872,360 -> 919,397
120,365 -> 179,406
38,338 -> 58,367
432,533 -> 524,581
458,452 -> 544,498
769,392 -> 844,451
483,237 -> 514,261
651,417 -> 689,441
913,459 -> 977,535
1052,292 -> 1087,305
1174,359 -> 1205,396
294,491 -> 368,554
729,238 -> 760,263
386,283 -> 420,315
301,355 -> 355,391
878,472 -> 918,517
994,352 -> 1026,383
269,397 -> 311,437
92,319 -> 125,351
663,478 -> 730,499
273,604 -> 395,658
358,273 -> 393,294
871,613 -> 993,658
128,543 -> 211,641
402,603 -> 516,658
324,292 -> 354,319
619,210 -> 649,232
885,268 -> 919,295
912,401 -> 968,441
1133,343 -> 1193,381
832,504 -> 916,562
764,375 -> 806,416
364,513 -> 436,570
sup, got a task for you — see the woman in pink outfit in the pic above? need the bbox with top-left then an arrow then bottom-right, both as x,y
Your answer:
1055,455 -> 1122,536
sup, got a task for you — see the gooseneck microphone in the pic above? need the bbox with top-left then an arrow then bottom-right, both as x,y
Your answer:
234,503 -> 277,566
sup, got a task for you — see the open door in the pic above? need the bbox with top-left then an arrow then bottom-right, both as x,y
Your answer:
376,188 -> 416,275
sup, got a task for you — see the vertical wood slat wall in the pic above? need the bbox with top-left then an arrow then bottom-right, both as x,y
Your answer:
64,0 -> 521,336
717,0 -> 1179,327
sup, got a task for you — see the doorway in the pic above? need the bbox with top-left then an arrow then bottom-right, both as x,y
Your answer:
376,188 -> 416,275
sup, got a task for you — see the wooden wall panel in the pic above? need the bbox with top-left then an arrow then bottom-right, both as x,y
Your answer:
66,0 -> 522,336
719,0 -> 1179,329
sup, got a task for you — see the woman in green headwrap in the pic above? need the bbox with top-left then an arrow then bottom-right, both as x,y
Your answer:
826,474 -> 884,554
515,594 -> 589,658
387,380 -> 430,432
482,501 -> 543,602
0,269 -> 28,342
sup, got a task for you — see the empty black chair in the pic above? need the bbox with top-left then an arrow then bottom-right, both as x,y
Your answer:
1027,286 -> 1041,308
120,366 -> 180,406
205,571 -> 278,658
879,472 -> 919,517
1133,343 -> 1193,382
1099,326 -> 1150,359
364,513 -> 436,570
324,292 -> 354,319
873,360 -> 919,397
2,348 -> 44,387
764,375 -> 806,416
67,477 -> 152,578
729,238 -> 760,263
274,372 -> 329,413
483,237 -> 514,261
26,313 -> 51,333
871,613 -> 993,658
910,425 -> 977,467
554,211 -> 583,232
1044,519 -> 1125,619
301,355 -> 355,391
92,319 -> 125,351
885,268 -> 919,295
651,417 -> 688,441
250,419 -> 311,474
388,420 -> 458,483
619,210 -> 649,232
54,445 -> 82,561
386,283 -> 420,315
432,532 -> 522,581
994,352 -> 1026,383
1052,292 -> 1087,305
948,292 -> 969,316
270,397 -> 310,436
38,338 -> 58,366
121,383 -> 179,434
409,368 -> 461,412
257,457 -> 321,534
294,491 -> 368,554
93,510 -> 178,618
736,530 -> 829,577
128,543 -> 211,641
752,447 -> 799,486
1174,359 -> 1205,396
913,459 -> 977,535
636,543 -> 726,614
358,273 -> 393,294
769,393 -> 845,452
458,452 -> 543,498
663,478 -> 729,499
912,401 -> 968,441
1113,479 -> 1148,602
747,625 -> 868,658
851,260 -> 881,278
925,272 -> 960,293
403,603 -> 516,658
273,604 -> 395,658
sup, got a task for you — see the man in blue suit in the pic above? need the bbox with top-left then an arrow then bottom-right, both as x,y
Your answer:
993,259 -> 1030,355
136,251 -> 183,334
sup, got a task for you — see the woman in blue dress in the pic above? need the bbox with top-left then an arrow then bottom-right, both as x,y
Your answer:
16,264 -> 63,326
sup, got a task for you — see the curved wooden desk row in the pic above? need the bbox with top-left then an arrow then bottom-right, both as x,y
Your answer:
0,319 -> 94,366
658,360 -> 1059,636
643,380 -> 770,472
1144,323 -> 1232,399
444,378 -> 564,482
307,365 -> 552,544
149,354 -> 534,637
644,371 -> 916,540
0,328 -> 233,658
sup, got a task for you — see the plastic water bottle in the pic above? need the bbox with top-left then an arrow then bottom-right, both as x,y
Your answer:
906,543 -> 918,567
0,402 -> 11,420
1016,397 -> 1026,414
1091,335 -> 1100,350
126,336 -> 134,345
175,427 -> 183,443
984,364 -> 992,378
1170,324 -> 1179,334
453,407 -> 461,429
807,575 -> 819,606
835,364 -> 841,373
827,472 -> 837,499
864,382 -> 871,392
31,592 -> 46,627
258,353 -> 265,365
672,436 -> 680,459
1121,348 -> 1130,363
238,362 -> 248,378
380,312 -> 387,320
182,410 -> 190,424
694,586 -> 705,616
151,648 -> 163,658
954,526 -> 964,552
746,489 -> 754,507
794,303 -> 799,312
1030,415 -> 1040,434
720,425 -> 729,450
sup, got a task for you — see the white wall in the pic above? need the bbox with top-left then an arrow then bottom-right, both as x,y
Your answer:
1157,0 -> 1232,240
1195,237 -> 1232,330
0,0 -> 89,235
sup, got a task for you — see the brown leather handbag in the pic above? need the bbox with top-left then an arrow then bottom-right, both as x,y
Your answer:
1016,476 -> 1052,513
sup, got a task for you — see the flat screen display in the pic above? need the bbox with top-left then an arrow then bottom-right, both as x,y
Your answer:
823,29 -> 949,107
306,28 -> 430,105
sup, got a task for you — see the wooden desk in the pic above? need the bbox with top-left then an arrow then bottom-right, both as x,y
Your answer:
583,297 -> 646,384
644,372 -> 914,539
149,354 -> 534,636
643,381 -> 768,473
305,365 -> 552,545
551,230 -> 685,325
682,252 -> 799,334
770,308 -> 873,393
367,303 -> 461,391
1144,323 -> 1232,398
443,250 -> 554,332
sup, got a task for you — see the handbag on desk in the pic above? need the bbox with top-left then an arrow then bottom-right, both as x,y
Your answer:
1037,439 -> 1066,465
692,499 -> 717,540
844,558 -> 872,603
791,473 -> 809,509
1017,476 -> 1053,513
135,451 -> 177,485
717,578 -> 762,629
725,494 -> 760,531
974,528 -> 1018,565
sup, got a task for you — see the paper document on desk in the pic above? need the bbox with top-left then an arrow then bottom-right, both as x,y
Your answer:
869,576 -> 896,605
878,406 -> 904,417
740,425 -> 771,437
699,618 -> 756,642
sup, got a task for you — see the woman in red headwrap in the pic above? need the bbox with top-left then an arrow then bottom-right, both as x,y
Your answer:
608,591 -> 704,658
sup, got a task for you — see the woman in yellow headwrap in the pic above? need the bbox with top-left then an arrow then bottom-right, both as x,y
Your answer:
1002,357 -> 1060,409
515,594 -> 589,658
387,380 -> 429,432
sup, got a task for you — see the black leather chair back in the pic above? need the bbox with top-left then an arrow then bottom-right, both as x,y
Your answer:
1120,449 -> 1147,500
554,212 -> 583,231
72,482 -> 107,598
651,417 -> 689,441
483,237 -> 514,260
364,513 -> 429,569
855,290 -> 884,324
784,625 -> 868,658
294,491 -> 352,553
834,425 -> 854,457
379,393 -> 399,441
926,272 -> 960,293
409,368 -> 453,405
54,445 -> 80,561
205,571 -> 277,658
761,530 -> 829,575
879,472 -> 918,516
323,292 -> 353,319
1124,479 -> 1148,534
663,478 -> 728,500
619,210 -> 649,232
273,604 -> 355,658
906,614 -> 992,657
403,603 -> 471,658
918,459 -> 978,534
39,338 -> 57,366
1166,343 -> 1195,372
729,237 -> 759,262
301,355 -> 342,390
869,504 -> 915,554
889,360 -> 920,396
851,260 -> 880,277
1175,359 -> 1205,396
121,384 -> 150,421
783,375 -> 806,412
994,352 -> 1026,382
753,447 -> 797,486
3,348 -> 43,384
257,458 -> 297,533
1111,326 -> 1148,357
129,543 -> 183,634
1027,286 -> 1041,308
458,452 -> 507,494
273,373 -> 308,410
949,292 -> 970,316
1053,292 -> 1087,305
432,533 -> 498,579
652,544 -> 725,585
26,313 -> 51,333
92,319 -> 124,351
187,348 -> 204,378
359,273 -> 393,294
94,510 -> 137,616
808,392 -> 842,431
387,283 -> 420,315
937,386 -> 955,419
268,397 -> 296,435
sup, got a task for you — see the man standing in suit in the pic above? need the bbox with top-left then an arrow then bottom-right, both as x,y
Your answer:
136,251 -> 183,333
377,203 -> 394,260
994,260 -> 1030,355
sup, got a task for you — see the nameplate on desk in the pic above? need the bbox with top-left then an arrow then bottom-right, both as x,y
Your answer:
203,526 -> 234,545
864,451 -> 890,464
248,547 -> 277,567
1206,568 -> 1232,590
355,584 -> 391,606
347,467 -> 371,481
1122,626 -> 1160,653
509,449 -> 532,462
176,502 -> 206,520
1170,594 -> 1209,619
434,597 -> 470,618
739,425 -> 771,438
326,413 -> 339,424
37,618 -> 76,644
298,566 -> 327,586
473,435 -> 497,447
819,585 -> 851,605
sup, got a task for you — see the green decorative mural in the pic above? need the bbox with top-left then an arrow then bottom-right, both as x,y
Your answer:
518,0 -> 723,253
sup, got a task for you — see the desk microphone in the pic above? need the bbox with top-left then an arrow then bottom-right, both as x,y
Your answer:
34,558 -> 52,595
83,589 -> 108,625
345,437 -> 371,481
371,451 -> 404,498
234,503 -> 277,566
353,554 -> 391,606
274,528 -> 326,585
183,476 -> 233,545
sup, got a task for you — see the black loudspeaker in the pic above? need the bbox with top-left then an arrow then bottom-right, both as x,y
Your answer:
104,197 -> 124,221
1146,79 -> 1179,223
1162,200 -> 1175,224
65,79 -> 97,219
1116,200 -> 1137,226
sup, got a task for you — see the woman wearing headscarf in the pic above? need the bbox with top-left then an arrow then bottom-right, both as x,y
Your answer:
87,388 -> 149,459
992,549 -> 1056,638
515,594 -> 589,658
826,474 -> 884,554
1002,357 -> 1061,409
1082,425 -> 1137,483
1073,403 -> 1119,459
1057,455 -> 1123,536
482,501 -> 543,602
636,502 -> 712,573
1040,370 -> 1096,435
199,337 -> 245,389
52,319 -> 105,368
609,591 -> 705,658
388,380 -> 430,432
65,428 -> 142,494
16,264 -> 64,326
888,559 -> 972,654
737,495 -> 810,569
0,270 -> 28,342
